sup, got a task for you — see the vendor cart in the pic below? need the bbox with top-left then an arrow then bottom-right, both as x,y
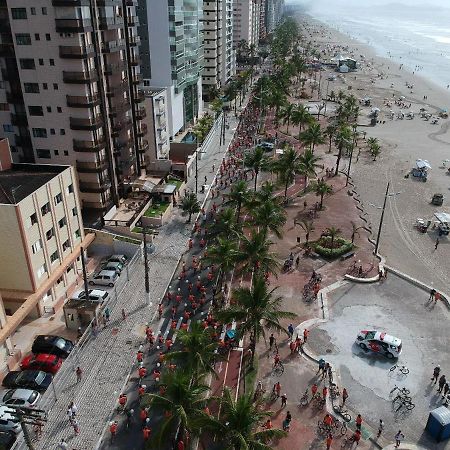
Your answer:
432,193 -> 444,206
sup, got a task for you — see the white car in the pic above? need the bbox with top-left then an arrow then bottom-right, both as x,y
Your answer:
73,289 -> 109,303
356,330 -> 402,359
101,261 -> 123,274
2,389 -> 40,407
0,406 -> 21,434
108,255 -> 128,265
88,270 -> 118,287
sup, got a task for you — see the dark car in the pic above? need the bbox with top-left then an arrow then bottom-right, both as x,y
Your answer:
2,370 -> 52,393
0,431 -> 17,449
31,335 -> 74,358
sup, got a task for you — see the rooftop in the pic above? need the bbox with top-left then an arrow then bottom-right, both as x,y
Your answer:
0,163 -> 67,205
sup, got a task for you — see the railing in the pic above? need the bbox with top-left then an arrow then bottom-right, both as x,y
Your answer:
70,116 -> 103,130
55,18 -> 92,32
63,70 -> 98,83
73,139 -> 106,152
59,45 -> 94,58
67,94 -> 100,108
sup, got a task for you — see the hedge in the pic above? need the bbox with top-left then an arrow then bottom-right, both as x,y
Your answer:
314,236 -> 354,258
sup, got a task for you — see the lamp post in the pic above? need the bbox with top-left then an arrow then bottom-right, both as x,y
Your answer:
346,125 -> 358,187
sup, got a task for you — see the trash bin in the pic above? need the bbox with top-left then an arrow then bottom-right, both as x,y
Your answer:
426,406 -> 450,442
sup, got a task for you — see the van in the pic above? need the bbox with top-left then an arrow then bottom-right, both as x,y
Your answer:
88,270 -> 118,287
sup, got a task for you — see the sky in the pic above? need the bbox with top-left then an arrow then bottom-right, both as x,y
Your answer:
286,0 -> 448,8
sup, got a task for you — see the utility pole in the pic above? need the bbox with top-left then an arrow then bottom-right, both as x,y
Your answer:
80,246 -> 89,300
142,226 -> 150,293
346,126 -> 357,187
375,182 -> 390,255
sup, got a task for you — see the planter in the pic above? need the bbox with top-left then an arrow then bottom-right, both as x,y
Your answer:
314,236 -> 354,259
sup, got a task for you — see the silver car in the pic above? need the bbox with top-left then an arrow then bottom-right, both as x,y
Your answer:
0,406 -> 21,434
88,270 -> 118,287
2,389 -> 40,407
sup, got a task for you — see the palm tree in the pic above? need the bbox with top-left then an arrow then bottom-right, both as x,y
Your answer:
209,207 -> 242,240
273,146 -> 303,200
268,88 -> 287,117
324,226 -> 341,253
164,322 -> 225,382
256,181 -> 277,204
226,180 -> 251,222
295,219 -> 315,246
141,371 -> 209,448
291,104 -> 312,140
244,146 -> 270,191
334,125 -> 353,176
206,237 -> 239,288
298,148 -> 322,187
371,144 -> 381,161
217,276 -> 297,367
279,103 -> 295,134
367,137 -> 378,149
181,193 -> 200,223
314,179 -> 333,209
237,230 -> 279,277
324,124 -> 337,153
350,220 -> 364,244
300,122 -> 325,153
252,200 -> 287,239
202,387 -> 287,450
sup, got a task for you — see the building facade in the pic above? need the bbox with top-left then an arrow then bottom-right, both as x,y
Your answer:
264,0 -> 284,35
0,0 -> 150,217
138,0 -> 204,138
221,0 -> 236,85
0,138 -> 94,367
233,0 -> 260,48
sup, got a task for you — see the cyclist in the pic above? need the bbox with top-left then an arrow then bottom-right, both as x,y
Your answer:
322,385 -> 328,399
273,352 -> 281,368
273,382 -> 281,398
118,393 -> 127,411
323,413 -> 333,431
311,383 -> 318,398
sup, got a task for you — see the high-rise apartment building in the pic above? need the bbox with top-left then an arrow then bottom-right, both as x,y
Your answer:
0,0 -> 149,218
233,0 -> 260,48
221,0 -> 236,85
264,0 -> 284,34
138,0 -> 204,138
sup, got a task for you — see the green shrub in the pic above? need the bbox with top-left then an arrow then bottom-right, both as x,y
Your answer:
314,237 -> 353,258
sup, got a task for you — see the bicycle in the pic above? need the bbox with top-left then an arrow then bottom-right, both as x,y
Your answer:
331,417 -> 348,436
313,395 -> 326,410
389,385 -> 411,397
341,434 -> 358,448
272,361 -> 284,376
299,389 -> 309,406
393,397 -> 415,412
32,422 -> 44,440
333,404 -> 351,423
389,364 -> 409,375
330,383 -> 340,399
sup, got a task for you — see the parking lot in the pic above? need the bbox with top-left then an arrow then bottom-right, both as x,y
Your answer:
308,274 -> 450,448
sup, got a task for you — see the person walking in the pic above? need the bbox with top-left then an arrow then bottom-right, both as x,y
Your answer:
435,238 -> 440,250
438,375 -> 447,393
377,419 -> 384,437
326,433 -> 333,450
57,439 -> 69,450
432,365 -> 441,383
356,414 -> 363,430
143,425 -> 151,442
303,328 -> 309,342
71,418 -> 80,435
75,366 -> 82,383
429,289 -> 436,301
281,393 -> 287,408
395,430 -> 405,448
317,358 -> 325,374
342,387 -> 348,406
269,334 -> 276,351
322,385 -> 328,399
273,382 -> 281,398
288,323 -> 294,337
443,382 -> 450,399
122,308 -> 127,321
282,410 -> 292,432
109,421 -> 118,444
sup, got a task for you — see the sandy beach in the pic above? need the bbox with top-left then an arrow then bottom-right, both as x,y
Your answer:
297,13 -> 450,295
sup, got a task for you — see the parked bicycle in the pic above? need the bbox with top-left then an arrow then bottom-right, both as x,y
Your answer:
389,385 -> 410,398
272,360 -> 284,376
333,404 -> 352,423
389,364 -> 409,375
299,389 -> 309,406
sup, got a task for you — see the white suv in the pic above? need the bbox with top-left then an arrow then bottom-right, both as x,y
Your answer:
356,330 -> 402,359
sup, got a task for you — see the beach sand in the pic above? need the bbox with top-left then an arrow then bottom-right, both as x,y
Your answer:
299,14 -> 450,295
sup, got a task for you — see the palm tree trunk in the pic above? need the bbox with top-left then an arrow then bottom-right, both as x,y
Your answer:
328,136 -> 332,153
335,145 -> 343,176
236,202 -> 242,223
188,212 -> 192,222
284,179 -> 289,199
254,171 -> 258,191
320,193 -> 324,209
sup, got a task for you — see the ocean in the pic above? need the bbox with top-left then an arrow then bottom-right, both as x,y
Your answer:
307,3 -> 450,89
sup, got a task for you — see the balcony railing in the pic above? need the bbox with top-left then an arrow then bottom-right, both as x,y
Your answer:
111,118 -> 132,135
135,107 -> 146,120
55,18 -> 92,32
108,102 -> 131,117
106,79 -> 129,97
138,140 -> 149,153
102,39 -> 125,53
98,15 -> 124,29
129,55 -> 139,66
134,91 -> 145,103
79,180 -> 112,193
76,159 -> 108,172
59,45 -> 94,59
136,124 -> 148,137
126,15 -> 139,26
73,139 -> 106,153
104,61 -> 126,74
52,0 -> 90,5
70,116 -> 103,131
128,36 -> 141,46
63,70 -> 98,84
131,73 -> 142,85
67,94 -> 100,108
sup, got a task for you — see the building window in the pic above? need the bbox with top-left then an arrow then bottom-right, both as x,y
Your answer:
11,8 -> 27,19
3,124 -> 14,133
57,107 -> 62,113
49,59 -> 54,66
72,207 -> 78,217
56,276 -> 63,285
53,83 -> 58,90
39,58 -> 44,65
43,83 -> 48,90
54,193 -> 63,205
31,239 -> 42,254
36,264 -> 46,278
30,7 -> 36,15
50,128 -> 55,135
46,106 -> 52,113
74,229 -> 81,239
19,58 -> 35,70
58,217 -> 67,228
32,128 -> 47,138
36,149 -> 51,159
45,227 -> 54,240
42,7 -> 47,15
41,202 -> 50,216
24,83 -> 39,93
64,150 -> 68,156
45,34 -> 51,41
66,265 -> 73,273
34,33 -> 40,41
28,106 -> 43,116
29,212 -> 38,227
54,150 -> 59,156
62,240 -> 70,251
50,251 -> 59,264
60,129 -> 65,135
67,184 -> 74,194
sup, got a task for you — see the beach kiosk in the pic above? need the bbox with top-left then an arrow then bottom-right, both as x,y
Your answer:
434,212 -> 450,236
426,406 -> 450,442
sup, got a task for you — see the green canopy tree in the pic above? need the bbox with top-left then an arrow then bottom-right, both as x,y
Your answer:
300,122 -> 325,153
226,180 -> 252,222
181,193 -> 200,223
244,146 -> 271,191
314,179 -> 333,209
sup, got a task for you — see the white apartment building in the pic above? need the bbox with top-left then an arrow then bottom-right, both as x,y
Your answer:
221,0 -> 236,85
0,138 -> 94,366
233,0 -> 260,48
0,0 -> 150,218
138,0 -> 204,138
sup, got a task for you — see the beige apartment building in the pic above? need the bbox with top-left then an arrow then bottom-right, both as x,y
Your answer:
233,0 -> 260,49
0,138 -> 93,365
0,0 -> 149,218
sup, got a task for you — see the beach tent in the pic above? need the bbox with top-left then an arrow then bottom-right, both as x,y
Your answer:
416,159 -> 432,170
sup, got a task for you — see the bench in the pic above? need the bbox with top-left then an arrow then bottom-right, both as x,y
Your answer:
340,251 -> 355,261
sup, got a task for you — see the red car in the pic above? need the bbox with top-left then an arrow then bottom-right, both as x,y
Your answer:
20,353 -> 62,375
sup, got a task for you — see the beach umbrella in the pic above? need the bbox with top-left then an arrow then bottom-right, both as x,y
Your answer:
416,159 -> 432,170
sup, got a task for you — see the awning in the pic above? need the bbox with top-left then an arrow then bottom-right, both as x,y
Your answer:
434,212 -> 450,223
416,159 -> 432,170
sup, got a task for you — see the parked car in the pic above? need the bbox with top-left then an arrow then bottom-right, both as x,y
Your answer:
89,270 -> 118,287
20,353 -> 62,375
31,335 -> 74,359
108,254 -> 128,265
2,389 -> 40,407
101,261 -> 123,274
74,289 -> 109,304
355,330 -> 402,359
2,371 -> 52,393
258,141 -> 275,151
0,407 -> 20,435
0,430 -> 17,448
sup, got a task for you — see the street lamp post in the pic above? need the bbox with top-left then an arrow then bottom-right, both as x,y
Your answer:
375,182 -> 390,255
324,80 -> 331,117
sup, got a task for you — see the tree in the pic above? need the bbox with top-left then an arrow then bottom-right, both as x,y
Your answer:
209,207 -> 242,240
350,220 -> 364,244
371,144 -> 381,161
244,146 -> 270,191
217,276 -> 296,367
295,219 -> 315,246
300,122 -> 324,153
298,148 -> 322,187
226,180 -> 251,222
181,193 -> 200,222
202,387 -> 287,450
252,200 -> 287,239
210,98 -> 224,118
268,88 -> 287,117
273,145 -> 303,200
164,322 -> 225,383
206,237 -> 239,288
279,103 -> 295,134
324,124 -> 337,153
291,104 -> 312,140
334,125 -> 353,175
314,179 -> 333,209
324,226 -> 341,252
141,371 -> 209,448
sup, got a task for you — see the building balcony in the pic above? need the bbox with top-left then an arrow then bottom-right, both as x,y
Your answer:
63,70 -> 98,84
73,139 -> 106,153
11,113 -> 28,126
79,180 -> 111,193
70,116 -> 103,131
96,0 -> 121,4
128,36 -> 141,47
135,107 -> 146,120
98,16 -> 124,29
136,124 -> 147,137
52,0 -> 89,5
104,61 -> 126,74
76,159 -> 108,173
59,45 -> 94,59
55,18 -> 92,32
114,139 -> 133,154
108,102 -> 131,117
66,94 -> 100,108
138,140 -> 149,153
111,118 -> 132,136
129,55 -> 139,66
102,39 -> 125,53
125,0 -> 137,4
106,79 -> 129,97
134,91 -> 145,103
131,73 -> 142,85
126,15 -> 139,26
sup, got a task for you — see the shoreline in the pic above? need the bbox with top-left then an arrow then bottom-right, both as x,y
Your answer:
296,13 -> 450,294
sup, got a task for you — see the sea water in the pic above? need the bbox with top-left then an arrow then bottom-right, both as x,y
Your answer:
307,2 -> 450,90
